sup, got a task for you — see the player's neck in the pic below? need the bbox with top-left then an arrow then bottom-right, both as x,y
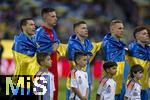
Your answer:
40,66 -> 48,71
77,35 -> 85,43
23,31 -> 32,38
137,40 -> 146,47
76,65 -> 82,70
106,73 -> 113,78
111,34 -> 120,41
44,23 -> 53,29
133,77 -> 139,82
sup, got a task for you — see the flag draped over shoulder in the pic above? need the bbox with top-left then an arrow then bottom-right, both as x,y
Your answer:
127,42 -> 150,89
65,35 -> 102,89
35,26 -> 60,100
102,33 -> 126,94
67,34 -> 93,61
12,32 -> 39,76
67,34 -> 94,86
102,33 -> 126,62
35,27 -> 60,53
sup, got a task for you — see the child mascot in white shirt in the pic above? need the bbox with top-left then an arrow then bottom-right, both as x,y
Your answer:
124,64 -> 144,100
70,52 -> 89,100
96,61 -> 118,100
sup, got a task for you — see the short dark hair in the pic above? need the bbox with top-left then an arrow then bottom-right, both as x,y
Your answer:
130,64 -> 144,78
37,52 -> 50,66
103,61 -> 117,72
133,26 -> 149,39
41,7 -> 55,18
74,52 -> 87,63
73,21 -> 86,30
20,18 -> 33,31
110,19 -> 123,27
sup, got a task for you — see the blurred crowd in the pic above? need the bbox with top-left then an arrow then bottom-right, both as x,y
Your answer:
0,0 -> 150,43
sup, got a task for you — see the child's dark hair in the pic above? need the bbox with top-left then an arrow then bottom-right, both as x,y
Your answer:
37,52 -> 50,65
130,64 -> 144,78
74,52 -> 87,63
103,61 -> 117,72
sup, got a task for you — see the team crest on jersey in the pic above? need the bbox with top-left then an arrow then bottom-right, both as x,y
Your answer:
106,85 -> 111,93
78,76 -> 82,84
133,89 -> 138,96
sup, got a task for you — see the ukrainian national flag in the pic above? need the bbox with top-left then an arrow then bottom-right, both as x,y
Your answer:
127,42 -> 150,90
66,34 -> 102,89
12,33 -> 40,84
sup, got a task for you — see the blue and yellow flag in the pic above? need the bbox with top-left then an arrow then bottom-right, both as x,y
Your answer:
66,34 -> 102,89
12,33 -> 39,84
35,27 -> 60,53
67,34 -> 93,84
127,42 -> 150,90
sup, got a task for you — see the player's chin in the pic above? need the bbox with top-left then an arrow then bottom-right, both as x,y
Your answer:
118,35 -> 123,38
53,22 -> 57,26
31,32 -> 35,35
28,32 -> 34,36
84,34 -> 88,38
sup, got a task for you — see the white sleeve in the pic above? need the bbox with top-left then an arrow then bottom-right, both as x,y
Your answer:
51,74 -> 55,91
124,87 -> 132,98
70,74 -> 78,88
49,73 -> 55,99
85,73 -> 89,88
97,84 -> 103,95
97,82 -> 107,96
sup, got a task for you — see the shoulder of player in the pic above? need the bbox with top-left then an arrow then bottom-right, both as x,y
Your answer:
70,68 -> 78,79
127,79 -> 136,89
99,77 -> 109,86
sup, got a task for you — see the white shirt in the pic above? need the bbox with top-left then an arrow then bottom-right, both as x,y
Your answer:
48,72 -> 55,100
97,77 -> 116,100
70,68 -> 89,100
33,70 -> 55,100
125,79 -> 141,100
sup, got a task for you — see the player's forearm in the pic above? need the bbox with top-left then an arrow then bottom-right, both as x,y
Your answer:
85,88 -> 89,99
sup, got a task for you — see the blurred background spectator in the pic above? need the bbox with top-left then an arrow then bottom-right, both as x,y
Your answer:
0,0 -> 149,43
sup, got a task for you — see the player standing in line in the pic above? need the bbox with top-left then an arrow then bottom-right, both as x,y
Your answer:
102,19 -> 128,100
127,26 -> 150,100
35,8 -> 60,100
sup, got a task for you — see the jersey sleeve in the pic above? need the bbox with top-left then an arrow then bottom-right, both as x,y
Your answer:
97,80 -> 107,95
50,73 -> 55,99
124,81 -> 135,98
85,73 -> 89,88
70,71 -> 78,88
97,83 -> 103,95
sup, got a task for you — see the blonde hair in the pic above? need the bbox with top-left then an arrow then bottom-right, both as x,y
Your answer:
110,19 -> 123,27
